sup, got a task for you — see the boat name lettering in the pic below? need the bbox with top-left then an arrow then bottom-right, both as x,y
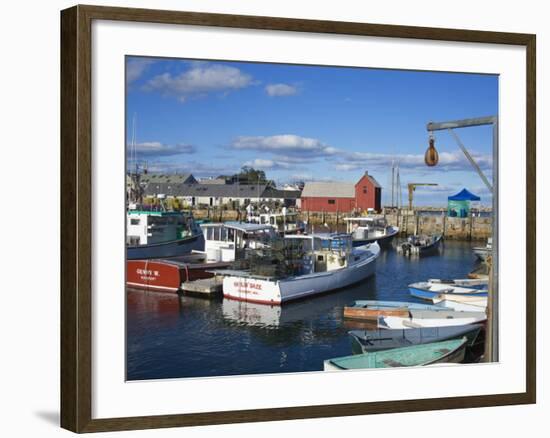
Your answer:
233,281 -> 262,291
136,268 -> 160,276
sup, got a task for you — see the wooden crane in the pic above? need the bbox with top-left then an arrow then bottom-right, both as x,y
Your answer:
407,183 -> 438,209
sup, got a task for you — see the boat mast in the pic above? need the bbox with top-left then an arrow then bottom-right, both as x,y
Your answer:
391,159 -> 395,208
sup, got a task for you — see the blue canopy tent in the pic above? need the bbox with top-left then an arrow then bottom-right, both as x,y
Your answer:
447,189 -> 480,218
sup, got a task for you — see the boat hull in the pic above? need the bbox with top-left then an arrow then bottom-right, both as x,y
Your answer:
398,235 -> 442,256
349,324 -> 482,354
126,256 -> 228,293
409,287 -> 488,301
379,311 -> 487,329
324,337 -> 468,370
343,300 -> 444,321
126,234 -> 204,260
352,228 -> 398,248
223,245 -> 379,305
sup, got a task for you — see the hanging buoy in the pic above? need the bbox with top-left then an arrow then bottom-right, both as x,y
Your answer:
425,134 -> 439,167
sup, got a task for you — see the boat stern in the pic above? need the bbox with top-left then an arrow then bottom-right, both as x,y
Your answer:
223,275 -> 282,305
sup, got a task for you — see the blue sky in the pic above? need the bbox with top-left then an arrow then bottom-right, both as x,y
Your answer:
126,56 -> 498,206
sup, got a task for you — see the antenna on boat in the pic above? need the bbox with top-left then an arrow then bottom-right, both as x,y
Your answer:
131,112 -> 137,174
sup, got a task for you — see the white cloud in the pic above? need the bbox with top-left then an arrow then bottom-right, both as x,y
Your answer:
243,158 -> 291,170
144,64 -> 253,102
126,58 -> 155,84
265,83 -> 298,97
127,142 -> 196,157
334,149 -> 493,172
231,135 -> 339,157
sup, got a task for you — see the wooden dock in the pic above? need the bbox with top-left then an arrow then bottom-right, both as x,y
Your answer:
181,276 -> 224,297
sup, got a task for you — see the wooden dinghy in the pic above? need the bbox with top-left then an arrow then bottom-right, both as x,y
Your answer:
348,324 -> 482,354
343,300 -> 444,321
378,309 -> 487,329
324,337 -> 468,370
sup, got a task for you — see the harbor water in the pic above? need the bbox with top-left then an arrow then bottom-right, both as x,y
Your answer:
127,240 -> 485,380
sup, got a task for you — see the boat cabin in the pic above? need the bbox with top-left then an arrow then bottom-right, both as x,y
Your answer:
201,222 -> 277,262
283,234 -> 353,275
249,211 -> 304,234
344,216 -> 388,240
126,210 -> 200,246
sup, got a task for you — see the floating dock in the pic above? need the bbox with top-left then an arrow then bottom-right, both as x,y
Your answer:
181,276 -> 224,297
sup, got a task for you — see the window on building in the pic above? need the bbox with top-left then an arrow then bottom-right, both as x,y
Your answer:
328,199 -> 336,205
363,186 -> 367,194
130,218 -> 139,225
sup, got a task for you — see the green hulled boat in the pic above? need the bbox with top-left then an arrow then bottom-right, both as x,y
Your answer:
324,337 -> 467,370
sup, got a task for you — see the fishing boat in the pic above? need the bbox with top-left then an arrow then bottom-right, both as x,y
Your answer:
343,216 -> 399,248
126,222 -> 277,292
324,337 -> 468,370
348,324 -> 482,354
378,309 -> 487,329
126,208 -> 204,259
220,234 -> 380,305
397,234 -> 442,256
200,222 -> 278,262
248,210 -> 306,235
126,139 -> 204,260
473,238 -> 492,262
126,254 -> 228,293
343,300 -> 445,321
409,281 -> 488,301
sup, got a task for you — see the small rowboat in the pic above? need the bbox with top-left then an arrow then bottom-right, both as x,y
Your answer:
409,281 -> 488,301
432,299 -> 487,312
428,278 -> 488,287
348,324 -> 482,354
324,337 -> 468,370
432,293 -> 488,307
378,309 -> 487,329
343,300 -> 443,321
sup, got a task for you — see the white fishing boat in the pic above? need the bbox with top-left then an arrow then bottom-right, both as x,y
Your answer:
126,207 -> 204,259
248,209 -> 306,235
199,222 -> 278,262
379,309 -> 486,329
221,235 -> 380,305
343,216 -> 399,248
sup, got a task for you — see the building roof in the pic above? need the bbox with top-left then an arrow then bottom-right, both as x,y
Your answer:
139,173 -> 197,185
356,171 -> 382,188
262,187 -> 301,199
301,181 -> 355,198
200,178 -> 228,185
144,182 -> 270,198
